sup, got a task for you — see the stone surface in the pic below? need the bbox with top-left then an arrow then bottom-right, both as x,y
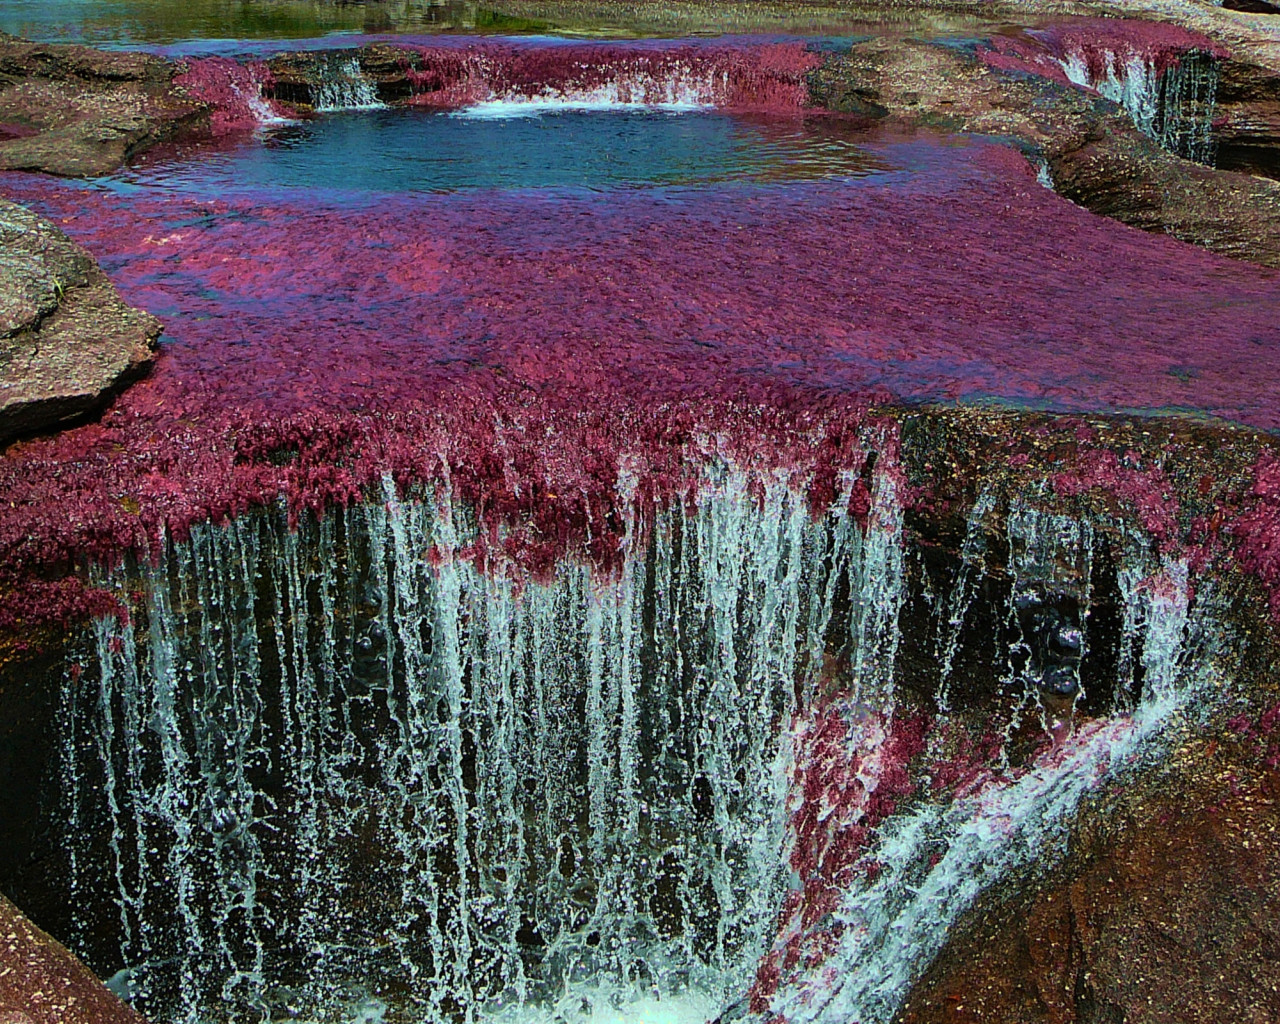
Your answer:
812,35 -> 1280,266
1217,55 -> 1280,177
898,720 -> 1280,1024
0,893 -> 143,1024
0,32 -> 204,176
0,199 -> 159,442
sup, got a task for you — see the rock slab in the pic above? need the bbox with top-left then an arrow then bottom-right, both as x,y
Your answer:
0,199 -> 158,442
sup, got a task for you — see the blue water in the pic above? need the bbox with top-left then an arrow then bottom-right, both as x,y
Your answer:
113,107 -> 903,196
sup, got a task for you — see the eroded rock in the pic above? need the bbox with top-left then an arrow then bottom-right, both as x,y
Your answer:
1217,56 -> 1280,177
0,199 -> 159,442
811,35 -> 1280,266
898,726 -> 1280,1024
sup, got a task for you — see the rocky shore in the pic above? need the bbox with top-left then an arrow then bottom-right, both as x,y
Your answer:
0,199 -> 158,441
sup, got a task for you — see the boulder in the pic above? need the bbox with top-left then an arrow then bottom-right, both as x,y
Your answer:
0,199 -> 159,442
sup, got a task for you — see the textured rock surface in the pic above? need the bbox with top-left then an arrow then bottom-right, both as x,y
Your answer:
812,34 -> 1280,266
0,32 -> 203,176
0,199 -> 159,442
1217,56 -> 1280,177
0,893 -> 143,1024
898,716 -> 1280,1024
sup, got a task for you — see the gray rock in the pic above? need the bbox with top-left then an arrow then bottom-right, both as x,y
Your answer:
0,199 -> 159,442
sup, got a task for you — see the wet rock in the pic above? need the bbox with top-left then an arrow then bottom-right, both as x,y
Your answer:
1216,57 -> 1280,177
1222,0 -> 1280,13
0,32 -> 204,176
0,199 -> 159,442
898,729 -> 1280,1024
1047,122 -> 1280,265
0,893 -> 144,1024
813,36 -> 1280,266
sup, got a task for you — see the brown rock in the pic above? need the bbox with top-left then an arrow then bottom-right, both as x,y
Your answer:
0,893 -> 144,1024
899,742 -> 1280,1024
0,32 -> 204,176
0,199 -> 159,442
1216,56 -> 1280,178
814,38 -> 1280,266
1048,121 -> 1280,265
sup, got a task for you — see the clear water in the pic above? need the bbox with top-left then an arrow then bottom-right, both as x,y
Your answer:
113,108 -> 898,196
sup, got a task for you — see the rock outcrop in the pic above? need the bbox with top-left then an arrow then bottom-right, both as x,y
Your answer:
0,893 -> 144,1024
0,32 -> 204,176
1217,55 -> 1280,177
0,200 -> 159,443
811,35 -> 1280,266
898,714 -> 1280,1023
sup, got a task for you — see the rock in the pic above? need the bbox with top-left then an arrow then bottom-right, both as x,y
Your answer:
0,32 -> 205,176
812,37 -> 1280,267
0,199 -> 159,442
898,729 -> 1280,1024
1216,57 -> 1280,178
1222,0 -> 1280,13
0,893 -> 144,1024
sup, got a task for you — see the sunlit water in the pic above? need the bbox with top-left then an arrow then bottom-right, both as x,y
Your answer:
110,107 -> 905,196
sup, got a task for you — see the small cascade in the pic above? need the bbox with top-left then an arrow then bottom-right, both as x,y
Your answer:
174,57 -> 289,134
62,460 -> 896,1024
1056,45 -> 1220,163
397,43 -> 820,115
755,505 -> 1224,1024
313,57 -> 385,112
1154,50 -> 1221,165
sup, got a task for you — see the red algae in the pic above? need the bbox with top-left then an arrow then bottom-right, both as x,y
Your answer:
385,40 -> 821,112
175,57 -> 284,133
750,702 -> 928,1010
1051,448 -> 1180,547
980,17 -> 1227,87
1,114 -> 1279,627
1232,452 -> 1280,622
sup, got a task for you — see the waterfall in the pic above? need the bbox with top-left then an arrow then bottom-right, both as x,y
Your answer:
62,457 -> 1233,1024
757,507 -> 1225,1024
64,460 -> 898,1024
313,58 -> 385,113
452,70 -> 722,118
1058,47 -> 1219,164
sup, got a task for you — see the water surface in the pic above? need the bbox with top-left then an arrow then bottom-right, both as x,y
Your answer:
0,0 -> 1011,48
117,108 -> 901,196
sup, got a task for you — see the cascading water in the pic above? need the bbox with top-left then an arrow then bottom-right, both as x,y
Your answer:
752,503 -> 1230,1024
313,57 -> 385,112
54,456 -> 1234,1024
61,462 -> 897,1024
1057,46 -> 1220,164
